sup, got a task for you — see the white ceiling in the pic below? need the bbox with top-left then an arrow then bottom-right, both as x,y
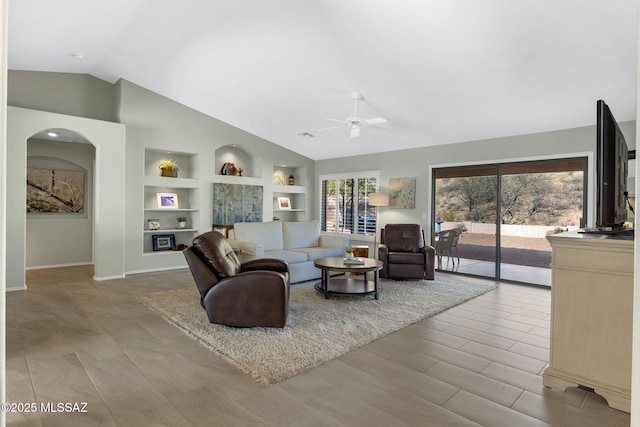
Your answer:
8,0 -> 638,160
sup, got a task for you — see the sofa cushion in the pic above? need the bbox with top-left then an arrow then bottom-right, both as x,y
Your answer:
282,221 -> 320,249
264,249 -> 309,264
233,221 -> 283,252
290,246 -> 344,262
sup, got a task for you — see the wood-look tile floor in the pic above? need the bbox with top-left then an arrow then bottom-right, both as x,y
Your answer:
5,266 -> 630,426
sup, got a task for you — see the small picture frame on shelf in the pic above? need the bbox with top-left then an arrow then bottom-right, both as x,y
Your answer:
277,197 -> 291,210
152,234 -> 175,251
147,219 -> 160,230
156,192 -> 179,209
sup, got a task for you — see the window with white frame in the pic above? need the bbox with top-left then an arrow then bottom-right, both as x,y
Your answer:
319,171 -> 379,238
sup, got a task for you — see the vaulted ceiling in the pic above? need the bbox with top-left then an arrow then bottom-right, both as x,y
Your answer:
8,0 -> 638,160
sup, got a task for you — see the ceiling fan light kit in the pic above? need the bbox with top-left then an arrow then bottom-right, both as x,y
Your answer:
303,92 -> 387,139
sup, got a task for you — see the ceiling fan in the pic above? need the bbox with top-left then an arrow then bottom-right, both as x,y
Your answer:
305,92 -> 387,138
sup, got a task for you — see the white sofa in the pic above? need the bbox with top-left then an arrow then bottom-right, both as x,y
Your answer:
228,220 -> 348,283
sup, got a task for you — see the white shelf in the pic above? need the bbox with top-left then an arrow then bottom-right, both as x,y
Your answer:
273,184 -> 306,194
144,176 -> 200,188
144,208 -> 198,213
212,175 -> 263,186
143,228 -> 198,234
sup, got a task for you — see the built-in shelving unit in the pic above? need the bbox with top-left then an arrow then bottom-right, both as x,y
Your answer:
143,149 -> 200,255
272,165 -> 307,222
140,147 -> 311,260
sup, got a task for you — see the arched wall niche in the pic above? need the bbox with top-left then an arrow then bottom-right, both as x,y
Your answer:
215,144 -> 260,178
6,106 -> 126,289
26,134 -> 95,268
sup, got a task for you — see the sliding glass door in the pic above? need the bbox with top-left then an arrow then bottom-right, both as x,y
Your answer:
433,157 -> 587,286
433,166 -> 498,279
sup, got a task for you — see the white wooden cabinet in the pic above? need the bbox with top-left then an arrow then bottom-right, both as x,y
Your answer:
544,230 -> 633,413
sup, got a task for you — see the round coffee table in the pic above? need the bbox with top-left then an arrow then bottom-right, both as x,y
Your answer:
313,256 -> 384,299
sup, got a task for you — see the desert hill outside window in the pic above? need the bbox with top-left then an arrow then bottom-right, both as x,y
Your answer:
319,171 -> 379,238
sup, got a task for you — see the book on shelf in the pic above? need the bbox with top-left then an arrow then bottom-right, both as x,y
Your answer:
343,257 -> 365,265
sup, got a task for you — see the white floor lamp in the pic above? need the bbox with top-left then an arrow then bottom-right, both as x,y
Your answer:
369,192 -> 389,258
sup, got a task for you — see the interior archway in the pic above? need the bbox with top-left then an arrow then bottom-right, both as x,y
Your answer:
26,129 -> 96,270
6,106 -> 126,289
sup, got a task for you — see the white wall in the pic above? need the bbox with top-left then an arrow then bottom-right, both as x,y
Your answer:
26,139 -> 94,268
6,107 -> 126,289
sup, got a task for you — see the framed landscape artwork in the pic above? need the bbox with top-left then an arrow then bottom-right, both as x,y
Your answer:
26,168 -> 85,213
389,178 -> 416,209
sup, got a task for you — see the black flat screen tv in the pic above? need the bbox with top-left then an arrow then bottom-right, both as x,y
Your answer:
596,99 -> 628,232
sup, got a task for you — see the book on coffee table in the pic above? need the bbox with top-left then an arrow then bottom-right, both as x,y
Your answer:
343,257 -> 365,265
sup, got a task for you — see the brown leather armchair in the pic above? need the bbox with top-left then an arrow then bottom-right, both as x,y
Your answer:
183,231 -> 290,328
378,224 -> 435,280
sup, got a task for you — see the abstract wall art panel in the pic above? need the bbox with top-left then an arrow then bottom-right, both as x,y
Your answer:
213,183 -> 263,224
389,177 -> 416,209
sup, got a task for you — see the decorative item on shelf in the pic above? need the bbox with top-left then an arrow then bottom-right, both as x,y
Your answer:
174,243 -> 189,251
147,219 -> 160,230
156,193 -> 179,209
274,171 -> 286,185
288,175 -> 295,185
152,234 -> 176,251
277,197 -> 291,210
345,245 -> 355,259
177,216 -> 187,228
158,159 -> 178,178
273,216 -> 279,221
220,162 -> 240,176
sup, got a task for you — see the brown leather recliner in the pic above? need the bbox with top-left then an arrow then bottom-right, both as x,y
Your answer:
183,231 -> 290,328
378,224 -> 435,280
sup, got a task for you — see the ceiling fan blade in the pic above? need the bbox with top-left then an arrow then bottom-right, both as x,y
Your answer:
364,117 -> 387,125
350,126 -> 360,138
315,125 -> 345,132
327,118 -> 348,125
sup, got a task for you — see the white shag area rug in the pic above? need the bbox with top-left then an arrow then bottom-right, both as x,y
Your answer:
138,275 -> 497,386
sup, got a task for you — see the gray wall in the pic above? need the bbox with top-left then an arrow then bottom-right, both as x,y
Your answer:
315,122 -> 636,242
7,106 -> 126,289
116,79 -> 315,273
8,70 -> 637,276
7,72 -> 315,276
26,138 -> 94,268
8,70 -> 116,122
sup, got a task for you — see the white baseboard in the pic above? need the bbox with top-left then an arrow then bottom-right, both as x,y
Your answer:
26,262 -> 92,270
93,274 -> 126,281
125,265 -> 189,276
